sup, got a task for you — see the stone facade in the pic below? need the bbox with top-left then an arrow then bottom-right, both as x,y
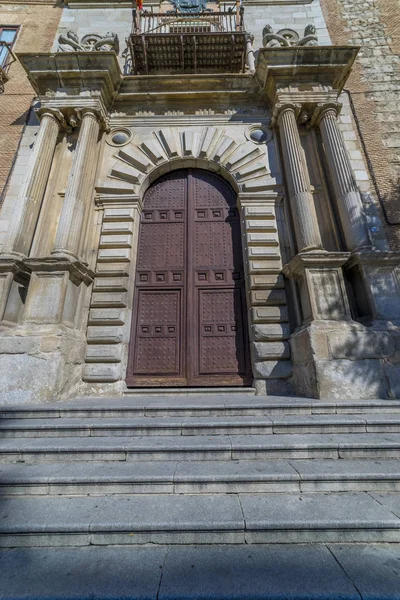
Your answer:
0,0 -> 399,403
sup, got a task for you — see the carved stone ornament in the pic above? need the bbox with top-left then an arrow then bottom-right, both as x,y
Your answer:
58,31 -> 119,54
169,0 -> 209,14
262,24 -> 318,48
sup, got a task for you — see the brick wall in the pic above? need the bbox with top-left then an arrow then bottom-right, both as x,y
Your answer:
321,0 -> 400,249
0,0 -> 62,201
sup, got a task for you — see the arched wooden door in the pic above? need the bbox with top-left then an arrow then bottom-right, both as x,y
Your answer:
126,169 -> 251,387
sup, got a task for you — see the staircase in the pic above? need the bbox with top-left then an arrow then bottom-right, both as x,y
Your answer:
2,394 -> 400,597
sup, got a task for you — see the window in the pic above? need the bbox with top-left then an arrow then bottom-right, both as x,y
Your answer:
0,26 -> 18,69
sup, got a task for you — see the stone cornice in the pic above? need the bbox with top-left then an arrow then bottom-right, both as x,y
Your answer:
256,46 -> 360,109
16,52 -> 122,113
347,251 -> 400,269
0,258 -> 30,283
24,257 -> 95,286
283,251 -> 352,278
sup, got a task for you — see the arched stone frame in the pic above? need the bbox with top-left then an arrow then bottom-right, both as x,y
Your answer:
83,127 -> 293,395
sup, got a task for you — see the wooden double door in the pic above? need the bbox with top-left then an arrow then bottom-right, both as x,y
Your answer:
126,169 -> 251,387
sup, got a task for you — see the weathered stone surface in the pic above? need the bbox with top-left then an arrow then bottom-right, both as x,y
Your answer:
253,360 -> 293,379
0,337 -> 40,355
0,353 -> 65,404
385,362 -> 400,399
315,359 -> 387,400
327,330 -> 395,360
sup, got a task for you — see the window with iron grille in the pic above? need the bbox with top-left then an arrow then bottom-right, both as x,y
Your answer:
0,26 -> 18,69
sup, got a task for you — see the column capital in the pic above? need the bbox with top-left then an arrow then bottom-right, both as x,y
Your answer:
311,102 -> 342,128
75,107 -> 109,132
271,102 -> 302,128
35,107 -> 71,132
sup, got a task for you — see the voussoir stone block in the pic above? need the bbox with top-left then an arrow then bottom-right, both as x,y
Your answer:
250,290 -> 286,306
82,363 -> 122,382
85,345 -> 122,363
89,309 -> 125,326
253,360 -> 293,379
97,248 -> 131,262
103,208 -> 135,222
93,278 -> 128,292
251,306 -> 289,323
90,293 -> 127,308
249,274 -> 285,290
252,324 -> 291,341
87,326 -> 124,344
253,341 -> 290,360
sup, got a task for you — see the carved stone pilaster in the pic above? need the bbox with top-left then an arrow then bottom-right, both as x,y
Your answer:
274,103 -> 324,253
315,103 -> 372,252
1,110 -> 63,259
52,108 -> 101,261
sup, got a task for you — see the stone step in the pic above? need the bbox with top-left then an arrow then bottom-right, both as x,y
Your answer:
2,459 -> 400,495
2,543 -> 400,599
2,397 -> 400,419
2,492 -> 400,547
124,387 -> 257,396
2,413 -> 400,437
2,433 -> 400,463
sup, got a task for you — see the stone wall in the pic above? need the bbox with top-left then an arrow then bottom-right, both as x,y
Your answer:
0,0 -> 62,200
244,0 -> 331,49
321,0 -> 400,250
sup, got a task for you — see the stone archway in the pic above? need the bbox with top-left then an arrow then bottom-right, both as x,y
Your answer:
105,126 -> 272,197
86,126 -> 290,396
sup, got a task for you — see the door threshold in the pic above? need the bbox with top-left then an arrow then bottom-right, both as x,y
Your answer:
123,387 -> 256,397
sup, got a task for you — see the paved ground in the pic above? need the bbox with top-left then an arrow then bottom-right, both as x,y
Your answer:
0,543 -> 400,599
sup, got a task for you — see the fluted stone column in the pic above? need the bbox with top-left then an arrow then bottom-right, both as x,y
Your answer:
53,108 -> 101,260
317,104 -> 371,251
276,104 -> 323,253
2,109 -> 63,258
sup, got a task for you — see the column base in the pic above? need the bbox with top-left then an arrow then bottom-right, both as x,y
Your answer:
0,325 -> 88,404
290,321 -> 400,399
346,251 -> 400,325
283,251 -> 352,323
22,257 -> 94,325
0,257 -> 95,404
0,257 -> 30,325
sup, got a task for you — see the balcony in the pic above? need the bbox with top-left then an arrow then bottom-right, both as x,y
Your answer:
127,1 -> 250,75
0,40 -> 16,93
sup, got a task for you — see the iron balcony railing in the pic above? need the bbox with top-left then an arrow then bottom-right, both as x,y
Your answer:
127,1 -> 252,75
